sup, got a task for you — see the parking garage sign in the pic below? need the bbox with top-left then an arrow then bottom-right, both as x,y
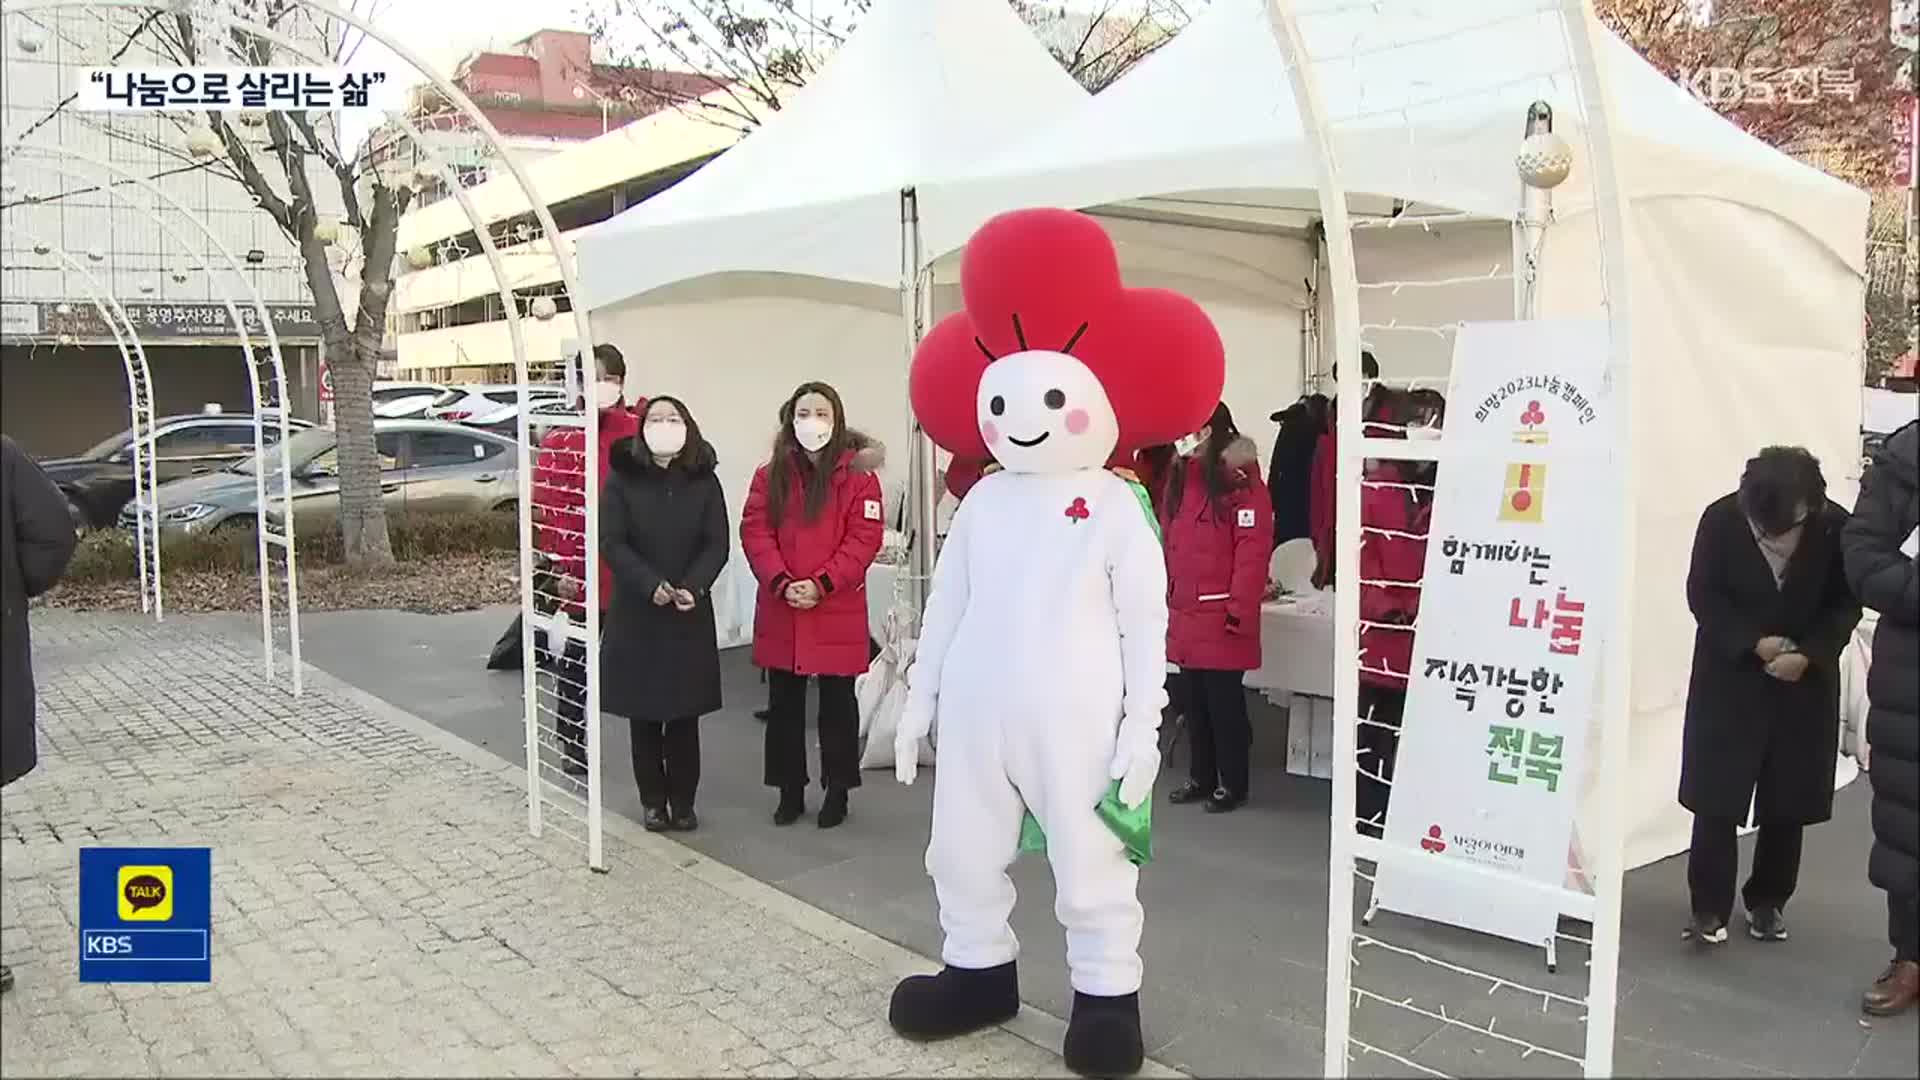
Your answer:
32,301 -> 320,342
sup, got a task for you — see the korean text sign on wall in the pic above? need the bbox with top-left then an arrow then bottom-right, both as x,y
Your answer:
1370,319 -> 1619,951
78,847 -> 212,983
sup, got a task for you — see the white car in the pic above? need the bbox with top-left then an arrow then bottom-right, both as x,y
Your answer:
427,384 -> 565,424
371,381 -> 451,419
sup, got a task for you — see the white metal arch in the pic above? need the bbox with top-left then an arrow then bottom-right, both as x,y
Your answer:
1261,0 -> 1637,1074
10,228 -> 161,616
3,141 -> 301,691
11,155 -> 296,615
2,0 -> 609,865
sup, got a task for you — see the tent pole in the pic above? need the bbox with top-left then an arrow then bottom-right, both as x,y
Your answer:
900,187 -> 935,625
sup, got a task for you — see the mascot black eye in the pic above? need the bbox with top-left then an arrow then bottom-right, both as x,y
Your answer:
1043,389 -> 1066,410
989,395 -> 1006,416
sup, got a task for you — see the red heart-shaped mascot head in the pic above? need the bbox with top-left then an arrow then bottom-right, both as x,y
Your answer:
910,209 -> 1225,474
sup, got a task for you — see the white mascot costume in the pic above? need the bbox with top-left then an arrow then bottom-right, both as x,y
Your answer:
889,209 -> 1225,1076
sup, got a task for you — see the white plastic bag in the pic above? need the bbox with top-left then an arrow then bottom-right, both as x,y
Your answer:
861,635 -> 933,769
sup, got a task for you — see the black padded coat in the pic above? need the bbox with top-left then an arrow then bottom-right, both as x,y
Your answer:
2,434 -> 79,787
1843,421 -> 1919,900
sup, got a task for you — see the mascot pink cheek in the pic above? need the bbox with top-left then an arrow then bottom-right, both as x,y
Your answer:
981,421 -> 1000,446
1064,409 -> 1091,436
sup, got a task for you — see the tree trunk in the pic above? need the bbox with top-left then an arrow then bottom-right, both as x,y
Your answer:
326,321 -> 392,566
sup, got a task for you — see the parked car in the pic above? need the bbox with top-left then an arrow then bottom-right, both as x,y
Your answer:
39,411 -> 313,530
426,384 -> 564,424
371,381 -> 451,420
129,419 -> 520,536
471,398 -> 586,441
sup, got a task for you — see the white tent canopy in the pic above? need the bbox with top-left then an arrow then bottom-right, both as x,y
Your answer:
583,0 -> 1868,869
575,0 -> 1090,308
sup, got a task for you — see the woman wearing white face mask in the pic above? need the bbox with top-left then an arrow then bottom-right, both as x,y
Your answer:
740,381 -> 887,828
600,396 -> 728,832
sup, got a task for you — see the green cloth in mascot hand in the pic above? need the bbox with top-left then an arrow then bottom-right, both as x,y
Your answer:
1017,781 -> 1154,867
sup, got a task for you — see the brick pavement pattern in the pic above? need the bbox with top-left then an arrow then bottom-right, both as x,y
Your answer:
0,613 -> 1074,1078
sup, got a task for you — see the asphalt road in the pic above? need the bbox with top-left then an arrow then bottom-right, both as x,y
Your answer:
282,605 -> 1917,1079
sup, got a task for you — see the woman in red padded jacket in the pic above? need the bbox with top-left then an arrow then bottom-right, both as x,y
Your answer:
740,381 -> 886,829
1161,402 -> 1272,813
1355,389 -> 1443,837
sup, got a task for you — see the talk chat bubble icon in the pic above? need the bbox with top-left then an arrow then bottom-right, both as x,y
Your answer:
117,865 -> 174,921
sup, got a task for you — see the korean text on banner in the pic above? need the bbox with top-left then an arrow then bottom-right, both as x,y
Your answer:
1370,319 -> 1619,950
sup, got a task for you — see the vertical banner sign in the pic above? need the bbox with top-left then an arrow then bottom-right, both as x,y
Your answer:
1371,320 -> 1618,949
78,847 -> 212,983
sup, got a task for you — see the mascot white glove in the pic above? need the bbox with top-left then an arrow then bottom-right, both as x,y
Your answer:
895,673 -> 935,786
1108,717 -> 1161,809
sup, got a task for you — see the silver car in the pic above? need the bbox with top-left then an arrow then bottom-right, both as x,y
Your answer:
129,420 -> 521,535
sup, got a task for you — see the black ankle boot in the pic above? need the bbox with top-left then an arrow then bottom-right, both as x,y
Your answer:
817,788 -> 848,829
773,787 -> 805,826
1063,991 -> 1144,1077
889,962 -> 1020,1041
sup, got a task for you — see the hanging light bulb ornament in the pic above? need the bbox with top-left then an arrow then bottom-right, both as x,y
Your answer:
15,23 -> 48,54
530,295 -> 558,321
187,124 -> 223,159
1516,101 -> 1573,190
237,110 -> 266,128
32,241 -> 51,255
312,215 -> 341,244
406,246 -> 433,270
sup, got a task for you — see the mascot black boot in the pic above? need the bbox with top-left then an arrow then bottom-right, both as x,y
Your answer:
888,962 -> 1020,1040
1063,991 -> 1145,1077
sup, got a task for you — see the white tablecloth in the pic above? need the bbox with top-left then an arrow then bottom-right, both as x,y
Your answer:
1246,598 -> 1335,699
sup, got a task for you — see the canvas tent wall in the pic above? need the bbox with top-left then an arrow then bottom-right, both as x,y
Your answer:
910,0 -> 1867,869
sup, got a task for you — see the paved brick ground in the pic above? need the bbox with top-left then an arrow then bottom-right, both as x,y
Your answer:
0,612 -> 1083,1079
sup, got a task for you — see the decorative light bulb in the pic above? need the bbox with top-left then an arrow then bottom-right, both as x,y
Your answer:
530,295 -> 557,321
32,241 -> 51,255
16,24 -> 48,54
312,215 -> 340,244
1516,131 -> 1574,190
186,125 -> 223,159
406,246 -> 432,270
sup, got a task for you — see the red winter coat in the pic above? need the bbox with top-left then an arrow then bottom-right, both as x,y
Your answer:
1161,439 -> 1272,672
1309,397 -> 1398,587
533,403 -> 640,618
741,446 -> 885,677
1357,462 -> 1430,689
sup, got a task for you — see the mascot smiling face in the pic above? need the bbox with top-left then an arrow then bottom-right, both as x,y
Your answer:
911,208 -> 1223,476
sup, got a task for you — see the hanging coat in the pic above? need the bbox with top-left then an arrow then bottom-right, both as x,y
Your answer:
2,434 -> 78,788
1842,420 -> 1919,900
1679,494 -> 1862,825
532,402 -> 640,618
1161,439 -> 1271,672
1268,394 -> 1328,548
598,437 -> 730,724
741,444 -> 886,677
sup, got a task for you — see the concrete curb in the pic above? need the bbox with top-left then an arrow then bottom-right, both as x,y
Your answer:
291,654 -> 1187,1079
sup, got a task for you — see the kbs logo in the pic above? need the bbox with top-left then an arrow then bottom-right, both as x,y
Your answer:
117,865 -> 173,922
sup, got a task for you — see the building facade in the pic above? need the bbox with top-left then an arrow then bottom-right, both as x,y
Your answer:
388,86 -> 738,384
1,5 -> 341,456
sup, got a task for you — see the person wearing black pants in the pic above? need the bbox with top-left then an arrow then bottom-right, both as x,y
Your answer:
1159,405 -> 1270,814
1355,684 -> 1406,838
738,383 -> 886,829
1679,447 -> 1860,946
765,671 -> 860,802
1175,670 -> 1253,809
1686,815 -> 1804,933
600,396 -> 731,832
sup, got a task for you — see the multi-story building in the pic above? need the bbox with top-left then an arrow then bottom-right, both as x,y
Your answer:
363,29 -> 721,212
1,5 -> 343,456
389,90 -> 738,384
